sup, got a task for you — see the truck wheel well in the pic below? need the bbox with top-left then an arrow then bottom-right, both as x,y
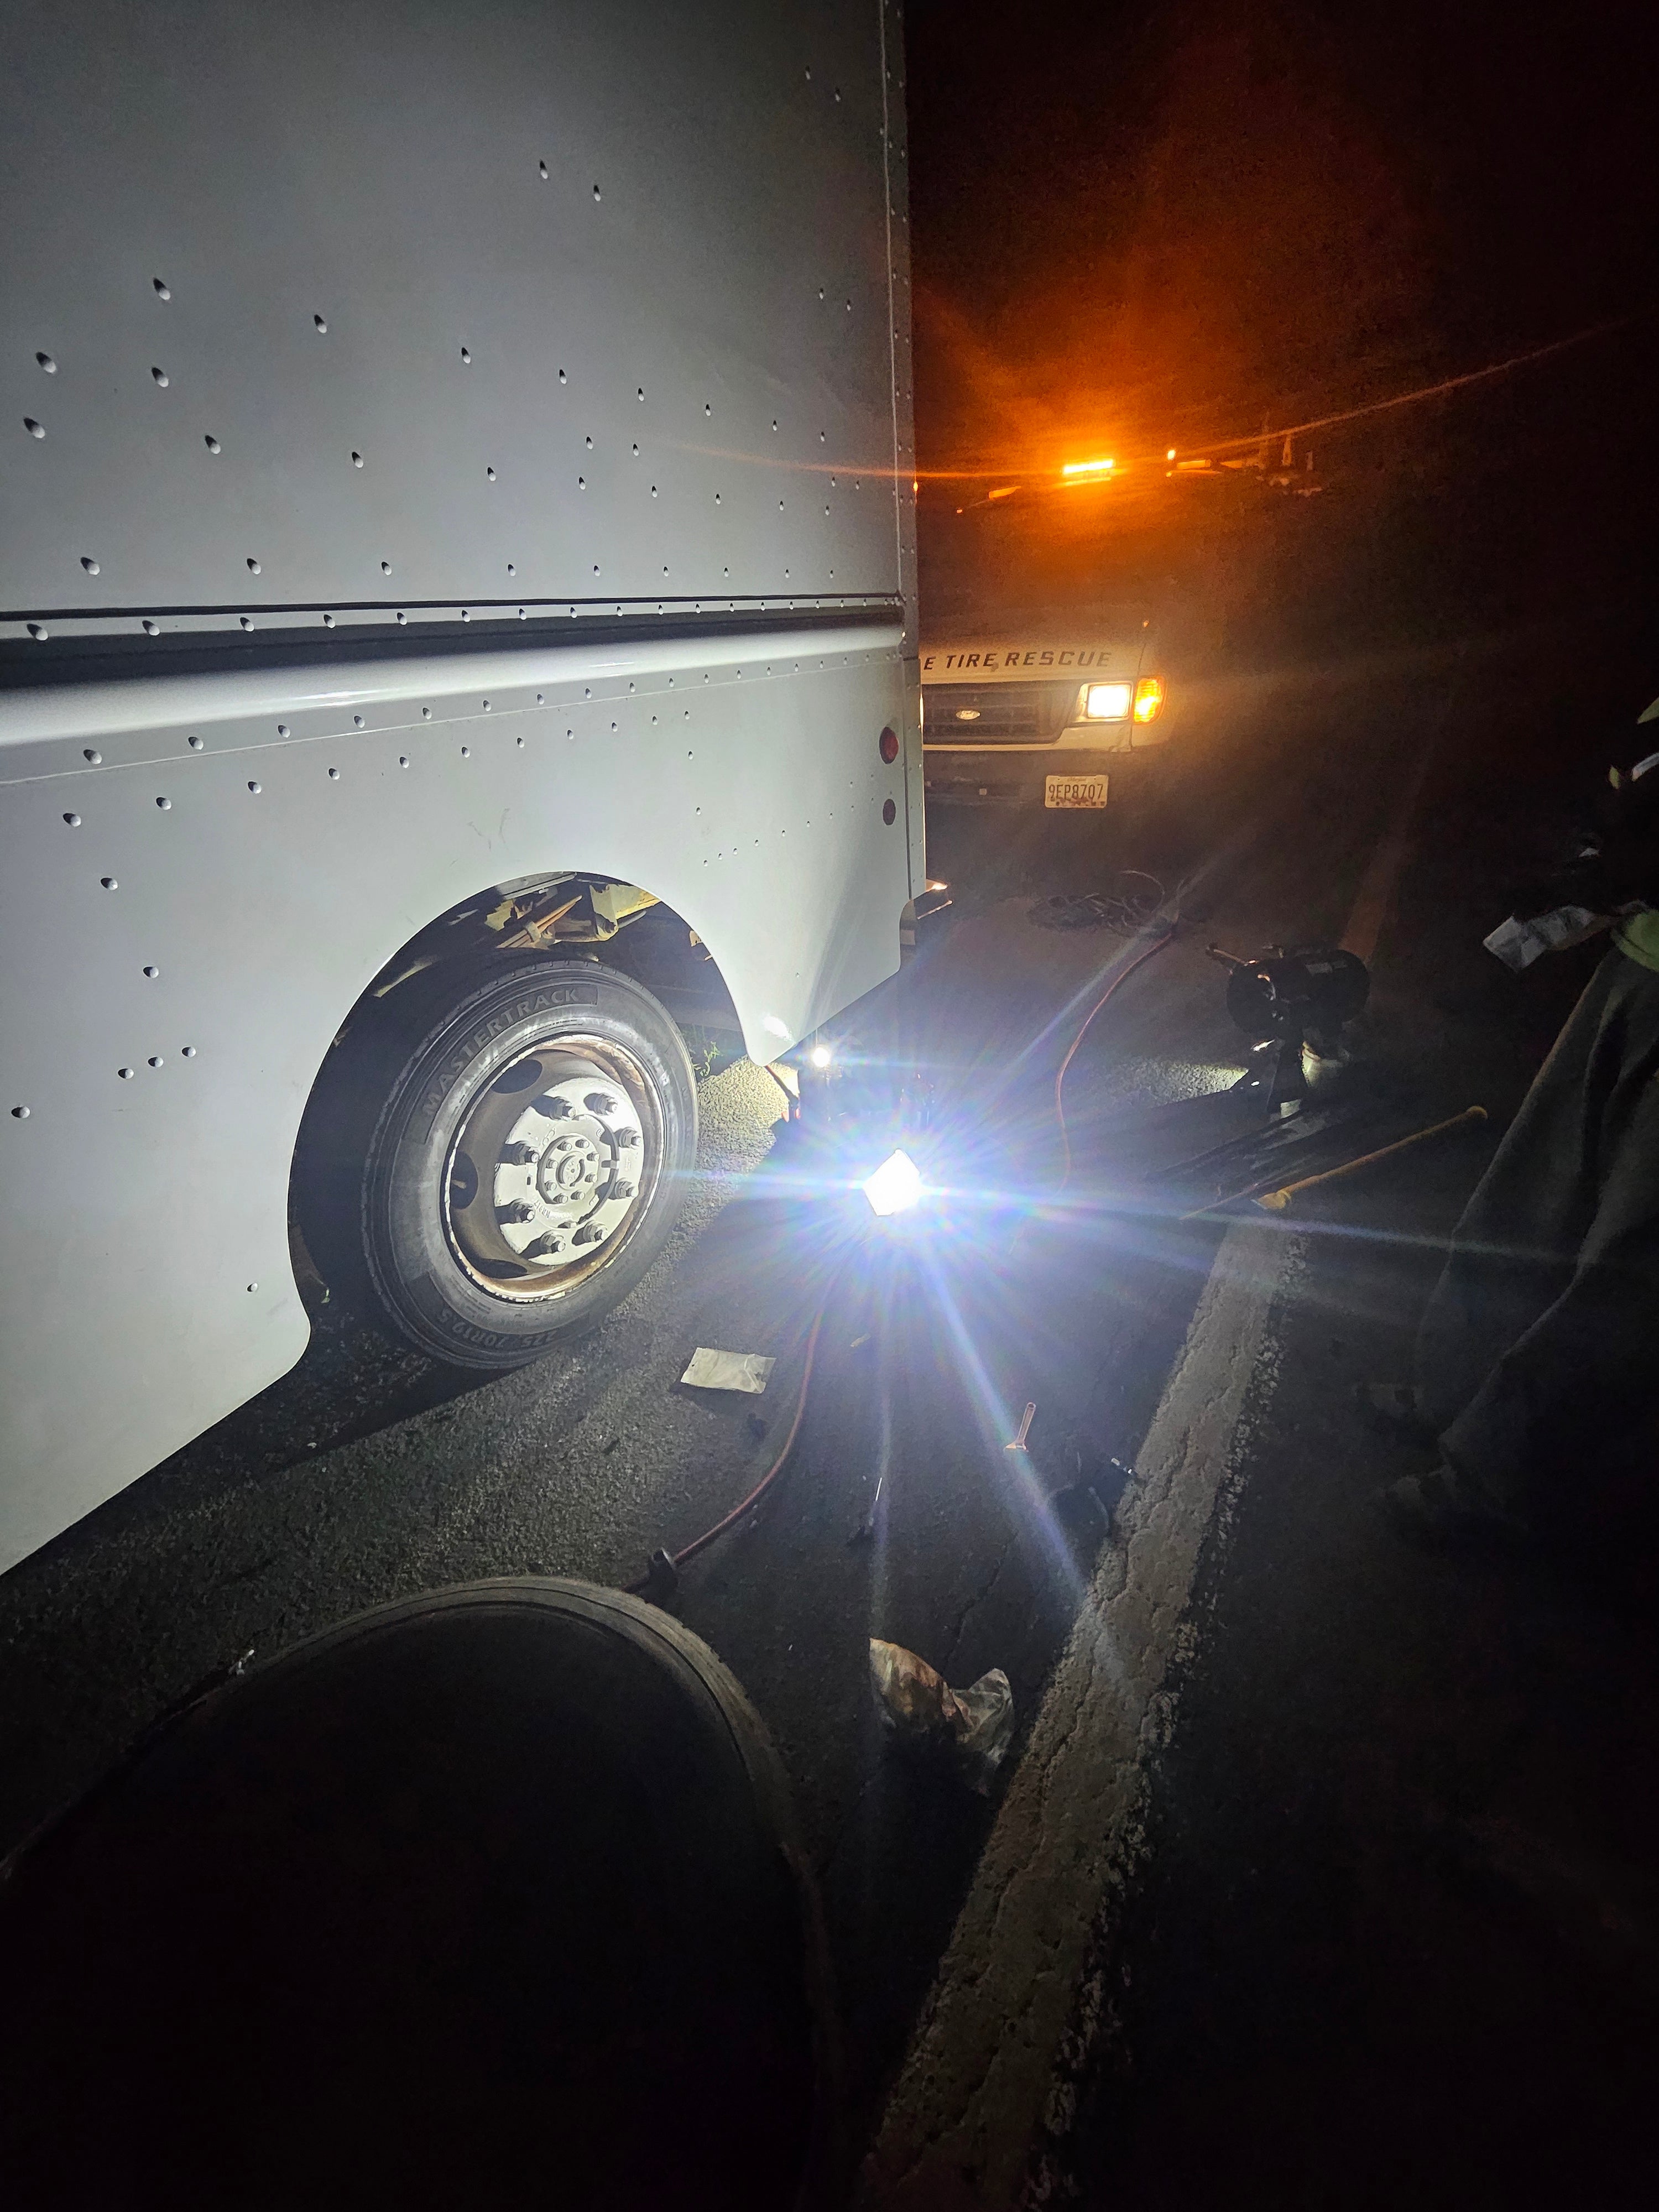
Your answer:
345,872 -> 745,1073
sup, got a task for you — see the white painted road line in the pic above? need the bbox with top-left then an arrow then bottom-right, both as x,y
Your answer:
859,1217 -> 1305,2209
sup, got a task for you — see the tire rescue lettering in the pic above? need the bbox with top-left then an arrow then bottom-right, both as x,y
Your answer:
919,646 -> 1116,674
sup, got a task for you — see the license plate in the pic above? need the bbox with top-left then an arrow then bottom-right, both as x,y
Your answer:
1044,774 -> 1109,809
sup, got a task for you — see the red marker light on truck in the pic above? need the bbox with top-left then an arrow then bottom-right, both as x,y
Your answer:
879,726 -> 899,762
1133,676 -> 1165,724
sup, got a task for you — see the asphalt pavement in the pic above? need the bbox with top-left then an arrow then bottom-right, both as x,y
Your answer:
4,618 -> 1648,2204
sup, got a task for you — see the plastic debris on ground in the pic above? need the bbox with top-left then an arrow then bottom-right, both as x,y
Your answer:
1483,904 -> 1603,972
679,1348 -> 777,1394
868,1639 -> 1016,1794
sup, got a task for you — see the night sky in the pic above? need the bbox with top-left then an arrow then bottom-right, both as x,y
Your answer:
904,0 -> 1659,617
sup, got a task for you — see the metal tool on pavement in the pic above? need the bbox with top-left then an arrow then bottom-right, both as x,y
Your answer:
849,1468 -> 886,1546
1253,1105 -> 1489,1212
1152,1099 -> 1369,1191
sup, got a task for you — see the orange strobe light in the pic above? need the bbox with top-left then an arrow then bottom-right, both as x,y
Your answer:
1133,675 -> 1165,723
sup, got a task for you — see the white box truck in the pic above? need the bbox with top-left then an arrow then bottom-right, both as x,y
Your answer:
0,0 -> 919,1572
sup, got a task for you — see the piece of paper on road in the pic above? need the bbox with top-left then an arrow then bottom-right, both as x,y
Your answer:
679,1348 -> 776,1394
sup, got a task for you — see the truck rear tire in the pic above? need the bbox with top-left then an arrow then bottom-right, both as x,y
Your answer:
298,956 -> 697,1368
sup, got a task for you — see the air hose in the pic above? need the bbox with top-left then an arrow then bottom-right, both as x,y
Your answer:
630,1301 -> 830,1603
1053,921 -> 1179,1185
634,900 -> 1176,1597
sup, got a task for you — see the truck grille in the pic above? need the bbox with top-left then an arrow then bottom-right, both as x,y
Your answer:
924,681 -> 1078,743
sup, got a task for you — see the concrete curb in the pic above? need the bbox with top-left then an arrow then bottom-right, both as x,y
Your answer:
859,1216 -> 1300,2209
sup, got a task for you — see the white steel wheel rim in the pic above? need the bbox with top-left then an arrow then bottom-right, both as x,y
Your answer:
441,1034 -> 662,1301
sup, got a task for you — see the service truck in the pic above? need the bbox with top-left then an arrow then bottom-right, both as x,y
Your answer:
0,0 -> 919,1573
917,466 -> 1251,813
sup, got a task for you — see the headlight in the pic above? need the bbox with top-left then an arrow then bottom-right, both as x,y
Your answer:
1082,681 -> 1132,721
1133,675 -> 1165,723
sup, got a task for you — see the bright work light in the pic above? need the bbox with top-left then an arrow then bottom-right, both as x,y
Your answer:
1083,681 -> 1132,721
809,1044 -> 833,1069
863,1149 -> 922,1217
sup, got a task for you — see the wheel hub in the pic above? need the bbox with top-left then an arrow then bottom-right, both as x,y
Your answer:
490,1077 -> 643,1261
445,1047 -> 654,1292
536,1130 -> 601,1203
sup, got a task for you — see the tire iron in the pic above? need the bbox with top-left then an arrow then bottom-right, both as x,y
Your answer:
1253,1106 -> 1488,1213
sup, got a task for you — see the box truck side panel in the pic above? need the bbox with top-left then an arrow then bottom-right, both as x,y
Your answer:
2,0 -> 904,629
0,0 -> 917,1570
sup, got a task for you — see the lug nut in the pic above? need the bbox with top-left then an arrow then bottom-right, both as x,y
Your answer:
614,1126 -> 640,1148
612,1181 -> 635,1199
502,1141 -> 539,1165
584,1091 -> 617,1115
573,1223 -> 602,1244
498,1201 -> 536,1224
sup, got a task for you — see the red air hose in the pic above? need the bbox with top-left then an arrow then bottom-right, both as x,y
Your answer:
635,920 -> 1173,1592
1053,923 -> 1178,1185
629,1302 -> 828,1595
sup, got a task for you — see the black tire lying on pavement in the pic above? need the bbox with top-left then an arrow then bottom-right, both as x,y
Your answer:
0,1579 -> 834,2212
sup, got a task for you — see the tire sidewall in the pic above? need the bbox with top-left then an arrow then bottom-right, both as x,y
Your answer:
363,959 -> 696,1367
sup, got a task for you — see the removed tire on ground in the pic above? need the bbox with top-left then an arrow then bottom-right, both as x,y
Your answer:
0,1579 -> 834,2211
